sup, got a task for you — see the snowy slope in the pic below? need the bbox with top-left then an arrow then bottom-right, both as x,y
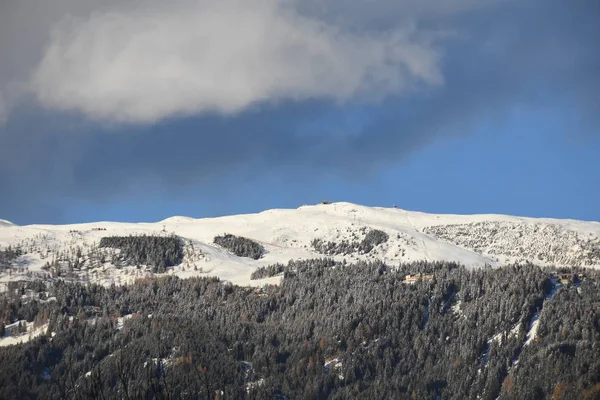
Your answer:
0,202 -> 599,286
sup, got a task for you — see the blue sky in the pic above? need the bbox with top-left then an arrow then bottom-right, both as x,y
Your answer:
0,0 -> 598,224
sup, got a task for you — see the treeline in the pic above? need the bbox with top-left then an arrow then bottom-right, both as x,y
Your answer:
214,234 -> 264,259
99,234 -> 183,273
0,261 -> 598,399
251,258 -> 337,280
251,263 -> 285,280
311,228 -> 389,255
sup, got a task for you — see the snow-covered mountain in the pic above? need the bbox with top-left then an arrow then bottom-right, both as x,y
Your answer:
1,202 -> 599,287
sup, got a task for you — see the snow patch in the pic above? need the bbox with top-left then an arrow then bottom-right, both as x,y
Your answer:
116,314 -> 133,330
451,299 -> 462,317
246,378 -> 265,393
324,358 -> 344,380
0,321 -> 48,347
524,313 -> 540,346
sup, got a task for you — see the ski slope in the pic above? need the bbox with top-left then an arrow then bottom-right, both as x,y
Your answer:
0,202 -> 599,286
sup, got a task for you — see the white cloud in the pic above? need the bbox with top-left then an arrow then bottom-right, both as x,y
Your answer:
29,0 -> 443,123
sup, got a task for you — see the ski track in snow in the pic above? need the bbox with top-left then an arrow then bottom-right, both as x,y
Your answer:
404,210 -> 431,261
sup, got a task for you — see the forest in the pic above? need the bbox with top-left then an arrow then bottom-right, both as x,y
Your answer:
213,234 -> 265,260
0,246 -> 23,270
311,229 -> 389,256
0,259 -> 598,399
99,235 -> 184,273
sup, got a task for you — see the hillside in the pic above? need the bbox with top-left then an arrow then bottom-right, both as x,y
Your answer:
1,261 -> 599,399
1,204 -> 600,399
1,203 -> 599,288
0,220 -> 14,228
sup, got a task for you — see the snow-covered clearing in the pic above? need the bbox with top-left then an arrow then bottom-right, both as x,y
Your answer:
523,313 -> 540,347
0,320 -> 48,347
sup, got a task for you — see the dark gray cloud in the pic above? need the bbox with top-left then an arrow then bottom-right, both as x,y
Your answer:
0,0 -> 598,223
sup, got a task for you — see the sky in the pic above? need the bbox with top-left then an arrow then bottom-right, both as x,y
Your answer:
0,0 -> 599,225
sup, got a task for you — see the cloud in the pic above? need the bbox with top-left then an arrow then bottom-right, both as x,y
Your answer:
0,1 -> 112,121
0,95 -> 7,125
0,0 -> 598,224
29,0 -> 442,123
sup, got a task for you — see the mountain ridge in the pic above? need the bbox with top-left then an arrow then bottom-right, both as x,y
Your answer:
1,202 -> 599,287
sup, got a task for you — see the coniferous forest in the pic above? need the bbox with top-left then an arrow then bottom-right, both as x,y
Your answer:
213,234 -> 265,260
99,235 -> 184,273
0,260 -> 599,399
